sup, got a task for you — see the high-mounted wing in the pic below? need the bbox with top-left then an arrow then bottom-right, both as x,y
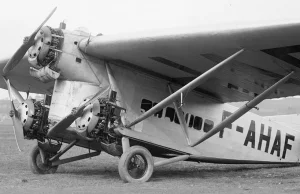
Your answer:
79,21 -> 300,102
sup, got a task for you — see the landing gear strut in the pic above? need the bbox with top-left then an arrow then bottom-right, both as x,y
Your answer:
29,140 -> 101,174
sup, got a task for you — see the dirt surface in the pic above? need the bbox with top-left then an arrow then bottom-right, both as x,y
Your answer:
1,124 -> 300,194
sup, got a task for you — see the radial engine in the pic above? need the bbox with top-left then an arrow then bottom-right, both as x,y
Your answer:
16,91 -> 125,146
17,96 -> 52,142
74,91 -> 125,143
27,26 -> 63,83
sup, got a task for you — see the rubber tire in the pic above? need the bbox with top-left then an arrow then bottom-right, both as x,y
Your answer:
118,146 -> 154,183
29,145 -> 58,174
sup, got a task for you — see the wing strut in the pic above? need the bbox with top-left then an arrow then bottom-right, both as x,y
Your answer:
168,84 -> 191,145
191,71 -> 294,147
126,49 -> 244,128
105,62 -> 127,125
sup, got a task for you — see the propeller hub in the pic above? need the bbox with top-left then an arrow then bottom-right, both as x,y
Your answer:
27,26 -> 63,69
74,96 -> 123,139
18,100 -> 35,131
75,99 -> 101,136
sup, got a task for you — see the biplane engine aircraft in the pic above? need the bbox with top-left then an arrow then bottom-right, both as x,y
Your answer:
2,7 -> 300,183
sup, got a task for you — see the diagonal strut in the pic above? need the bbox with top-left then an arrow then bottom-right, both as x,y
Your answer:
126,49 -> 245,128
167,84 -> 191,145
191,71 -> 294,147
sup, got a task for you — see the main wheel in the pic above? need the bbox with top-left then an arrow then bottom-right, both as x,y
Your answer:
118,146 -> 154,183
29,145 -> 58,174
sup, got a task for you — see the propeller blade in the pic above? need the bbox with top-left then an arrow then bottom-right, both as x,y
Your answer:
3,7 -> 57,75
31,7 -> 57,41
2,77 -> 25,103
3,43 -> 32,75
12,112 -> 25,152
6,79 -> 25,152
47,86 -> 110,137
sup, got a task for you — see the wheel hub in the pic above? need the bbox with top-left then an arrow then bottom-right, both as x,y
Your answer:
128,154 -> 147,179
18,99 -> 35,131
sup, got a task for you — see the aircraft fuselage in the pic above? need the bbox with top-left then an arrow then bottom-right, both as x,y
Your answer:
46,28 -> 300,164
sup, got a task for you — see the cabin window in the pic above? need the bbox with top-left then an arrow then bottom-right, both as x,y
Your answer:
165,107 -> 175,122
188,115 -> 194,128
141,99 -> 152,113
185,113 -> 189,123
204,119 -> 214,132
193,116 -> 203,130
153,103 -> 163,118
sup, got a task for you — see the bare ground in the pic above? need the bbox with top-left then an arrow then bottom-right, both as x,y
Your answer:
1,124 -> 300,194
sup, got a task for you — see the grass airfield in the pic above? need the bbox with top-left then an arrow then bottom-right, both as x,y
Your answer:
1,121 -> 300,194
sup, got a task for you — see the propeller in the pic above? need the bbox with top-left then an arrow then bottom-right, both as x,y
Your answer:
3,77 -> 25,152
47,86 -> 110,137
2,7 -> 57,76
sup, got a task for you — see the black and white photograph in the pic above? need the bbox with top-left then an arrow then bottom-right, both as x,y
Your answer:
1,0 -> 300,193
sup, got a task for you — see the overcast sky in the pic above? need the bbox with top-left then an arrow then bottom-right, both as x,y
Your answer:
1,0 -> 300,99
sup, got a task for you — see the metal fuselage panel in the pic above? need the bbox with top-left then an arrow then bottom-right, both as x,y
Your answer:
51,30 -> 300,163
106,63 -> 300,163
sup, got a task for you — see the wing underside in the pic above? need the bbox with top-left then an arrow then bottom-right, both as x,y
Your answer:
0,57 -> 54,95
80,21 -> 300,102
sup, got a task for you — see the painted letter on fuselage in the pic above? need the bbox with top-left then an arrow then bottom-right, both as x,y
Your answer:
282,133 -> 295,159
270,130 -> 281,157
244,120 -> 256,149
219,110 -> 232,138
258,125 -> 272,153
